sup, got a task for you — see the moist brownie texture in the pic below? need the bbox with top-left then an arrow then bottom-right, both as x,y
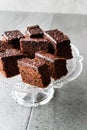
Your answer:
26,25 -> 43,38
35,51 -> 68,80
17,58 -> 51,88
0,49 -> 26,77
20,37 -> 50,58
0,40 -> 13,52
20,25 -> 50,58
2,30 -> 24,49
45,29 -> 73,59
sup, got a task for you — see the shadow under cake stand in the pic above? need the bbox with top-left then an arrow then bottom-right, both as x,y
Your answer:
0,44 -> 83,107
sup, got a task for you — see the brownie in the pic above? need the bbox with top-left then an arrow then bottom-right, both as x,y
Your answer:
45,29 -> 73,59
20,37 -> 50,58
0,40 -> 13,52
2,30 -> 24,49
35,51 -> 68,80
26,25 -> 43,38
17,58 -> 51,88
0,49 -> 27,77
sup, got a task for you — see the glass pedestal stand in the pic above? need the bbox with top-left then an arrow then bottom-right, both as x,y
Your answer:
12,82 -> 54,107
0,44 -> 83,107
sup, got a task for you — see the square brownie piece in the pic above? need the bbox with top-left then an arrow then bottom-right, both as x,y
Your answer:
20,37 -> 50,59
0,40 -> 13,52
0,49 -> 26,77
21,25 -> 50,58
45,29 -> 73,59
17,58 -> 51,88
35,51 -> 68,80
26,25 -> 44,38
2,30 -> 24,49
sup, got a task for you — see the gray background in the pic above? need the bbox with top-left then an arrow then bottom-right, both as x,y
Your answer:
0,0 -> 87,14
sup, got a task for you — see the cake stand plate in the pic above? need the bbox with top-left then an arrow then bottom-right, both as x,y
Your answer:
0,44 -> 83,107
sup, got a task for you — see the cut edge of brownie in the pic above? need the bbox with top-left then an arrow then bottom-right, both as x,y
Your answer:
45,29 -> 73,59
0,49 -> 27,78
2,30 -> 25,49
17,58 -> 51,88
35,50 -> 68,80
20,37 -> 50,58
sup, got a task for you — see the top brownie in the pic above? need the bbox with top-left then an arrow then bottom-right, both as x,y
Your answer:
2,30 -> 25,49
20,25 -> 50,58
2,30 -> 24,41
46,29 -> 70,43
26,25 -> 44,38
45,29 -> 73,59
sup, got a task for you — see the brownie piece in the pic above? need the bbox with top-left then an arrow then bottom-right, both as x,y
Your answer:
0,40 -> 13,52
26,25 -> 43,38
45,29 -> 73,59
20,37 -> 50,58
35,51 -> 68,80
17,58 -> 51,88
2,30 -> 24,49
0,49 -> 26,77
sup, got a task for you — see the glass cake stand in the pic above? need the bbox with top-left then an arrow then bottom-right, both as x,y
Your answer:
0,44 -> 83,107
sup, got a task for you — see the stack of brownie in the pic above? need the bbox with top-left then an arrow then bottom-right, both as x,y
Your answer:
0,25 -> 73,88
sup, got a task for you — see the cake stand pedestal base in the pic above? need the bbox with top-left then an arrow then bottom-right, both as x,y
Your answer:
12,84 -> 54,107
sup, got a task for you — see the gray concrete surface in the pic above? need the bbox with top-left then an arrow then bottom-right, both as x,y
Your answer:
0,12 -> 87,130
0,0 -> 87,14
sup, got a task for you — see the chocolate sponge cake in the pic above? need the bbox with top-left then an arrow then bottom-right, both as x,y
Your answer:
35,51 -> 68,80
20,25 -> 50,58
26,25 -> 43,38
20,37 -> 50,59
2,30 -> 24,49
0,49 -> 26,77
45,29 -> 73,59
0,40 -> 13,52
17,58 -> 51,88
